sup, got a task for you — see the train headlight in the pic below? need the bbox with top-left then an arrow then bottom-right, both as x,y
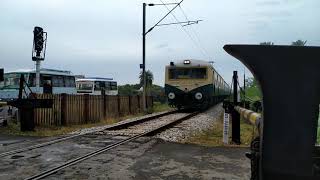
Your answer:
195,92 -> 203,100
168,92 -> 175,99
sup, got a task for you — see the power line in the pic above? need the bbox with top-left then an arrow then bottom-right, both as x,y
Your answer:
172,0 -> 225,76
159,0 -> 209,59
176,2 -> 212,60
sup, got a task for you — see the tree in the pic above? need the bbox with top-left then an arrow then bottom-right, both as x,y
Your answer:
118,84 -> 140,96
139,70 -> 154,87
291,40 -> 307,46
259,42 -> 274,45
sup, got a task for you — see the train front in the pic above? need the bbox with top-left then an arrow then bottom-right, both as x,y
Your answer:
165,60 -> 213,109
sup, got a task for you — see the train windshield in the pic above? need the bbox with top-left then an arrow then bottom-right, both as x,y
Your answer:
169,68 -> 207,79
0,73 -> 26,89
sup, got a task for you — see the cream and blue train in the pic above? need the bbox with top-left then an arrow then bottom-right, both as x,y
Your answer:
165,59 -> 230,109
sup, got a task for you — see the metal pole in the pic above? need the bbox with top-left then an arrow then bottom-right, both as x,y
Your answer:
35,60 -> 41,93
142,3 -> 147,112
232,71 -> 240,144
243,68 -> 246,98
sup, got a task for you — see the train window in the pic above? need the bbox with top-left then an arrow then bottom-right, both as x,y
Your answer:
169,68 -> 207,79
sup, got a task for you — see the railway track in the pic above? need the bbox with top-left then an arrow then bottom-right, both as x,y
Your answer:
25,111 -> 199,180
0,110 -> 178,158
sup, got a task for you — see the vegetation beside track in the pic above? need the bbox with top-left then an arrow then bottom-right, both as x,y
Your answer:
186,112 -> 255,147
0,101 -> 172,137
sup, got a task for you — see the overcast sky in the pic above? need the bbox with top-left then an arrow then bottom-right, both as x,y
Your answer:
1,0 -> 319,86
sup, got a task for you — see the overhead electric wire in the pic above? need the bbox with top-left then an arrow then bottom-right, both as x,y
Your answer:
159,0 -> 209,60
146,0 -> 184,34
169,0 -> 225,77
175,1 -> 212,60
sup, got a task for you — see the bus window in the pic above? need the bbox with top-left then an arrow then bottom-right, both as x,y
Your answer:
99,81 -> 105,89
94,81 -> 101,91
3,73 -> 23,89
105,82 -> 111,90
64,76 -> 75,87
52,75 -> 64,87
110,82 -> 117,90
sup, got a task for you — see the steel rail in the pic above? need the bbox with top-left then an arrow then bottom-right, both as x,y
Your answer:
25,111 -> 199,180
0,110 -> 179,157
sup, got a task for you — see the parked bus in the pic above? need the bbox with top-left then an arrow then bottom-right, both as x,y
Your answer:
0,68 -> 76,101
76,77 -> 118,95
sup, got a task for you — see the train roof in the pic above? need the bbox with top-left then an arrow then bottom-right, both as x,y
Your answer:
167,59 -> 211,67
166,59 -> 220,74
5,68 -> 74,76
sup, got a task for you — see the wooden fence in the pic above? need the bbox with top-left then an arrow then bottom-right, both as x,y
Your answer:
32,94 -> 153,126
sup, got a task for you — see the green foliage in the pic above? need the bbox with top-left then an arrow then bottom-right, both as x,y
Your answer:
139,70 -> 154,87
118,84 -> 141,96
291,40 -> 307,46
243,77 -> 262,101
151,102 -> 173,113
118,83 -> 167,103
260,42 -> 274,45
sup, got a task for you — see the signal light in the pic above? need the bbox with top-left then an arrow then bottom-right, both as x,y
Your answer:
33,27 -> 44,55
32,26 -> 47,61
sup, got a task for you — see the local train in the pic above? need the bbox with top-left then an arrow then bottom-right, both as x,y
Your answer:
165,59 -> 230,109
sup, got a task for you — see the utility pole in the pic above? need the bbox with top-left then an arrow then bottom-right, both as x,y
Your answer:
141,1 -> 201,112
142,3 -> 147,112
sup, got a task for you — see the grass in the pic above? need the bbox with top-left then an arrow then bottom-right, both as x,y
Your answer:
151,102 -> 173,113
0,102 -> 172,137
0,114 -> 141,137
186,113 -> 256,147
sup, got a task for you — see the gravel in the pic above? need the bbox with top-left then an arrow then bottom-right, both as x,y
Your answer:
156,103 -> 224,143
68,110 -> 174,135
100,113 -> 189,136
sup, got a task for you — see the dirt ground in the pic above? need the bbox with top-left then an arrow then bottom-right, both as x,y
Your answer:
0,134 -> 250,180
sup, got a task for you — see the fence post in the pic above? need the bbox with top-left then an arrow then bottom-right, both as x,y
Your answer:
137,95 -> 141,112
84,94 -> 89,123
128,96 -> 132,114
146,95 -> 148,109
103,94 -> 106,118
151,96 -> 154,108
60,93 -> 67,126
117,95 -> 121,117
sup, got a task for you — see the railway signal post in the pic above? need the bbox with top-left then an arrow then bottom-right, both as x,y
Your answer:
32,26 -> 47,93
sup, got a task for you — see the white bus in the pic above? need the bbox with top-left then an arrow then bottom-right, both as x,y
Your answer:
0,68 -> 76,101
76,77 -> 118,95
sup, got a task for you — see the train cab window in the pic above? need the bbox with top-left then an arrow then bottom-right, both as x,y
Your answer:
169,68 -> 207,79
